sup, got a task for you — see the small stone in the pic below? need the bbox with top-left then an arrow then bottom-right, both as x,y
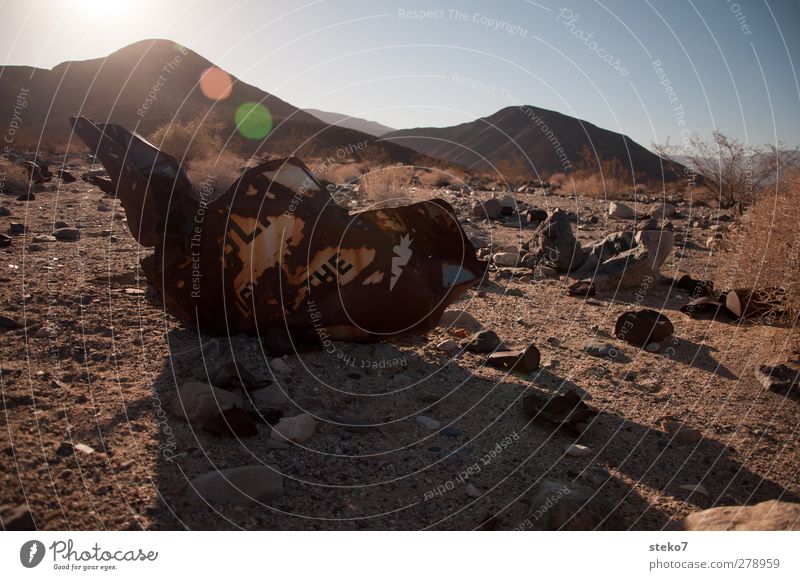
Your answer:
269,357 -> 293,377
584,339 -> 614,357
506,287 -> 524,297
0,504 -> 35,530
440,309 -> 482,330
436,339 -> 458,355
614,309 -> 674,347
186,466 -> 284,505
754,364 -> 799,394
608,201 -> 635,219
9,222 -> 26,234
171,382 -> 243,426
524,479 -> 620,530
252,385 -> 290,408
492,252 -> 518,266
0,206 -> 10,217
564,443 -> 592,457
416,415 -> 441,429
465,484 -> 481,498
463,330 -> 500,353
486,345 -> 540,372
32,234 -> 56,242
0,315 -> 21,330
645,342 -> 660,352
679,483 -> 709,496
662,420 -> 702,445
539,266 -> 558,278
53,227 -> 81,241
35,326 -> 56,338
271,413 -> 316,442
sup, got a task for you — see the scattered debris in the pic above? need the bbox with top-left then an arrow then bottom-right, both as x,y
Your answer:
486,345 -> 540,372
754,364 -> 799,394
214,362 -> 272,392
567,280 -> 595,297
614,309 -> 674,347
676,274 -> 714,297
725,288 -> 784,320
463,329 -> 501,353
522,390 -> 596,433
679,296 -> 729,320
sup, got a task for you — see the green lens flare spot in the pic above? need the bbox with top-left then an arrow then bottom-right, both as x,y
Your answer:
235,102 -> 272,139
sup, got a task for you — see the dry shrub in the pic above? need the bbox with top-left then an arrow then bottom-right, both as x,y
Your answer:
715,172 -> 800,318
360,165 -> 415,203
0,160 -> 32,193
317,162 -> 365,185
149,115 -> 226,163
186,150 -> 246,197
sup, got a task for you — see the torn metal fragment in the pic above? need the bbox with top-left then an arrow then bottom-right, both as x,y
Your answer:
71,116 -> 484,350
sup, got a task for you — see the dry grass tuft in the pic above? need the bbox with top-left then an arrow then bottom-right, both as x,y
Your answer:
149,115 -> 226,163
715,172 -> 800,318
360,165 -> 416,204
0,160 -> 32,193
186,150 -> 246,197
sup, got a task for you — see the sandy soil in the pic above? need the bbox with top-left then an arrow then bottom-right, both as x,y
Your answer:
1,162 -> 798,530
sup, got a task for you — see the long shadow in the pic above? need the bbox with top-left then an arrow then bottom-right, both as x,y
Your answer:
129,329 -> 795,531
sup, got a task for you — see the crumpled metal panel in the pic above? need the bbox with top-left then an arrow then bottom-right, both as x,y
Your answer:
71,117 -> 484,350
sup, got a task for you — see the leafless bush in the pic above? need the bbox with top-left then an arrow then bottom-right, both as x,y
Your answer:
654,131 -> 800,210
149,114 -> 226,163
715,171 -> 800,318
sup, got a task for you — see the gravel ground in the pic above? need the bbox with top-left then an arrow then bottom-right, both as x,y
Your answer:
1,163 -> 798,530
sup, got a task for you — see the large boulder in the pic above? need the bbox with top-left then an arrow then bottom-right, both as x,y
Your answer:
681,500 -> 800,530
528,210 -> 586,272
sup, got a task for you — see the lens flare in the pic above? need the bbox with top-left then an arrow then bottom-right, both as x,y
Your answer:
235,102 -> 272,139
199,67 -> 233,101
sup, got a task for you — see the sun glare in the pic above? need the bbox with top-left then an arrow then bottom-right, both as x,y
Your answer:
70,0 -> 136,18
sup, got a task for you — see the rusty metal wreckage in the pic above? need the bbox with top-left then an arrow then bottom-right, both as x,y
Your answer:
71,117 -> 485,353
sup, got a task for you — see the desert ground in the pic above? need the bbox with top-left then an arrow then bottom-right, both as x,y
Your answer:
1,158 -> 798,531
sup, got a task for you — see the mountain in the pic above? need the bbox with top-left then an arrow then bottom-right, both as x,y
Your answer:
304,108 -> 394,136
0,39 -> 432,165
381,105 -> 676,181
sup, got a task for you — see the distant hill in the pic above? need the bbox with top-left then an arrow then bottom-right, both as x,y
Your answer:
304,108 -> 395,136
0,39 -> 435,165
381,105 -> 677,181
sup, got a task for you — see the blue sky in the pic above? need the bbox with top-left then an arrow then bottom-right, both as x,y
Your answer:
1,0 -> 798,149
